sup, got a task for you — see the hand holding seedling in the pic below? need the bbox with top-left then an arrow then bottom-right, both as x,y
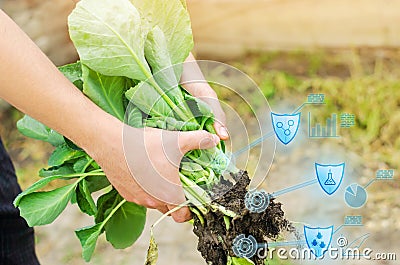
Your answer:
94,123 -> 220,223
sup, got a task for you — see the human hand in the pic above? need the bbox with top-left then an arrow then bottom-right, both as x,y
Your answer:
181,53 -> 229,140
86,116 -> 219,223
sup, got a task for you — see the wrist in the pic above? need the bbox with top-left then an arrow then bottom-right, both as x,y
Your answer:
78,108 -> 124,160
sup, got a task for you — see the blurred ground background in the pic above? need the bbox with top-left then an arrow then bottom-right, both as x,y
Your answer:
0,0 -> 399,264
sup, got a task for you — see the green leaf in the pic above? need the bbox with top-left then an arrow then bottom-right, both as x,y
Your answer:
145,26 -> 182,103
68,0 -> 151,81
76,179 -> 97,216
82,65 -> 127,121
130,0 -> 193,73
39,165 -> 75,178
179,0 -> 187,9
14,175 -> 67,206
48,144 -> 85,167
185,94 -> 214,119
125,82 -> 173,117
64,137 -> 83,151
228,257 -> 255,265
125,105 -> 144,128
145,230 -> 158,265
144,116 -> 199,131
95,189 -> 119,224
105,201 -> 146,249
85,175 -> 110,193
17,115 -> 64,146
75,223 -> 103,262
18,184 -> 76,226
73,156 -> 91,173
58,62 -> 83,90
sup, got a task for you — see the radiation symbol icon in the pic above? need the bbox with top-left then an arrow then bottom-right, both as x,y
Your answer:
304,225 -> 334,258
271,112 -> 301,145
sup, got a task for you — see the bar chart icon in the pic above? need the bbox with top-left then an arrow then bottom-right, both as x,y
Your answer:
308,112 -> 339,138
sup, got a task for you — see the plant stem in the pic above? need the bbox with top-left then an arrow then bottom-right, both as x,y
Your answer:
99,199 -> 127,230
146,77 -> 191,121
82,158 -> 94,173
61,170 -> 106,179
152,201 -> 190,229
180,173 -> 237,218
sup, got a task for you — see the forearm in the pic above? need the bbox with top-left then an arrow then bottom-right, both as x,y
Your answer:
0,10 -> 121,150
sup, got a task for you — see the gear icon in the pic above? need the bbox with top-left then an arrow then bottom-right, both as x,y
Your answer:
244,189 -> 270,213
232,234 -> 258,259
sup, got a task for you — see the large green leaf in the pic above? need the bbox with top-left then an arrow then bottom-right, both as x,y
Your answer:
130,0 -> 193,72
68,0 -> 151,81
14,175 -> 68,206
75,223 -> 103,262
125,82 -> 173,117
48,144 -> 85,167
18,184 -> 76,226
17,115 -> 64,146
82,65 -> 127,121
105,201 -> 146,249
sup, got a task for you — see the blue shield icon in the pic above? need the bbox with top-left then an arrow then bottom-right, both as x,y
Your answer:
315,163 -> 345,195
271,112 -> 301,145
304,225 -> 333,258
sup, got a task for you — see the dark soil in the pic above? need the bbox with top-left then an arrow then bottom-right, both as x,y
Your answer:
193,170 -> 293,265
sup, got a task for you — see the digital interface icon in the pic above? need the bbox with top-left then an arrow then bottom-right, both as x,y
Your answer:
344,215 -> 363,226
376,169 -> 394,179
344,183 -> 367,208
308,112 -> 339,138
307,93 -> 325,104
244,189 -> 270,213
315,163 -> 345,195
232,234 -> 267,259
271,112 -> 301,145
340,113 -> 356,128
304,226 -> 334,258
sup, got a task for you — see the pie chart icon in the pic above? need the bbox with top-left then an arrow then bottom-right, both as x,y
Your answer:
344,183 -> 367,208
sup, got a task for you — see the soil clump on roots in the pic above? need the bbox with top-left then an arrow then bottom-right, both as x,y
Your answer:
193,170 -> 293,265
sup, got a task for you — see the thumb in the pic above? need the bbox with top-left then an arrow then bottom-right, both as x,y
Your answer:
179,130 -> 220,153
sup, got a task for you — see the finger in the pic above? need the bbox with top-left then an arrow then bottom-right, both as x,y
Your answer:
213,121 -> 229,140
194,95 -> 229,140
167,205 -> 192,223
179,130 -> 220,153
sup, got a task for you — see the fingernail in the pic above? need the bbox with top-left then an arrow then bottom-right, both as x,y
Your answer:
219,126 -> 229,138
